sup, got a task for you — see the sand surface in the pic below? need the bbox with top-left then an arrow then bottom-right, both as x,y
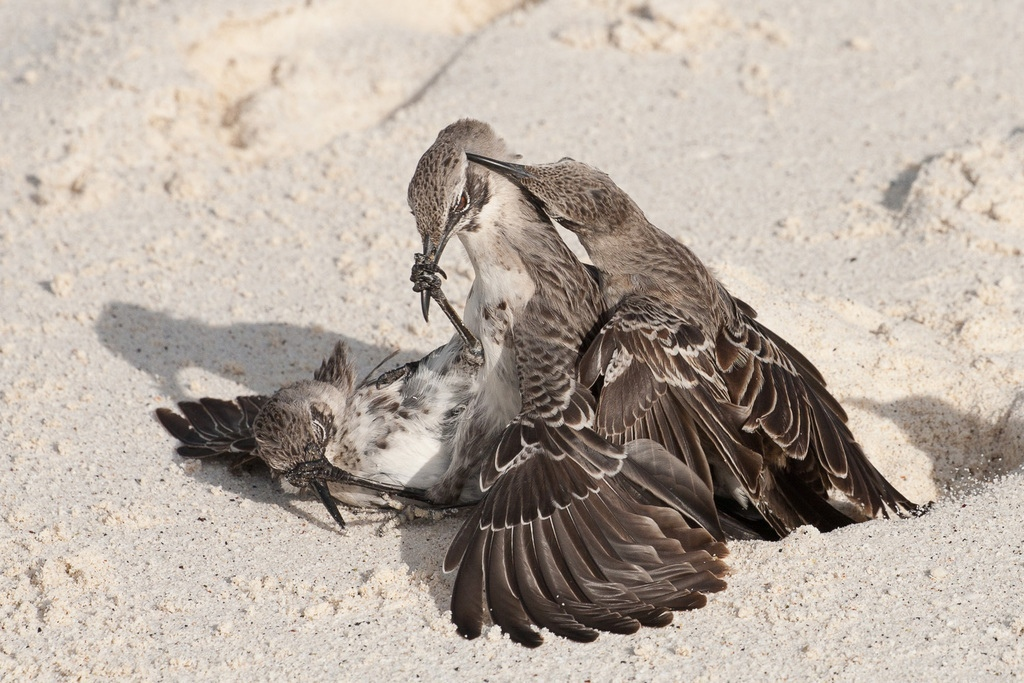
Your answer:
2,0 -> 1023,679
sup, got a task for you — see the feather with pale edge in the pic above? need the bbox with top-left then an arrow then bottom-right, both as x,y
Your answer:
582,292 -> 917,536
155,395 -> 268,458
444,415 -> 728,647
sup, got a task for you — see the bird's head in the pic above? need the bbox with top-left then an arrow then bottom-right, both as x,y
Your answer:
250,342 -> 358,529
464,155 -> 643,241
407,119 -> 513,320
252,392 -> 354,529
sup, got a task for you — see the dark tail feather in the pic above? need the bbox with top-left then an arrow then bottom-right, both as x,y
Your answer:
155,395 -> 268,458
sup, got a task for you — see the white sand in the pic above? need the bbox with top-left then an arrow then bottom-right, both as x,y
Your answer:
2,0 -> 1023,678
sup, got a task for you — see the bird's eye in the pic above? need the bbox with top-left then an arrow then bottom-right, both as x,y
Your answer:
453,190 -> 469,213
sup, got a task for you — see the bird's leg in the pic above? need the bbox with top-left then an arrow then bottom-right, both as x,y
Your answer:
435,293 -> 485,365
411,254 -> 484,365
286,457 -> 475,531
287,458 -> 438,506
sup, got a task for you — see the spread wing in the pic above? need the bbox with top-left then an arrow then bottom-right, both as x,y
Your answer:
155,395 -> 269,458
444,416 -> 729,647
718,305 -> 919,519
443,297 -> 728,647
580,295 -> 917,537
579,297 -> 764,496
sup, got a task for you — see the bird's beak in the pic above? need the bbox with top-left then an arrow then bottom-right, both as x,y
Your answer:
465,153 -> 534,183
420,289 -> 432,322
419,237 -> 435,322
418,232 -> 452,323
286,457 -> 350,530
310,479 -> 347,530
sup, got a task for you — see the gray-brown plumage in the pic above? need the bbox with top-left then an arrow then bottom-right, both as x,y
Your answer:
157,337 -> 484,528
466,153 -> 921,537
410,120 -> 729,647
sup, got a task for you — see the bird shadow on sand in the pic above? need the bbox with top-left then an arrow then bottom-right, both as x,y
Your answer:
97,300 -> 460,609
95,301 -> 426,400
864,151 -> 1024,494
850,392 -> 1024,494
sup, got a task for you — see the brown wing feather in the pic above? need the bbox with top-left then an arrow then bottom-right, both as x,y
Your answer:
581,294 -> 918,538
511,524 -> 600,643
443,415 -> 728,646
581,299 -> 765,496
721,310 -> 919,519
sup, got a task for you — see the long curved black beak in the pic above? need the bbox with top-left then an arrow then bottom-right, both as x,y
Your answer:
420,281 -> 432,322
417,243 -> 438,323
465,153 -> 535,183
287,458 -> 351,530
311,480 -> 347,529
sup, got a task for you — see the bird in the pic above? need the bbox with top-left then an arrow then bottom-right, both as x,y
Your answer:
408,119 -> 729,647
157,336 -> 488,529
464,152 -> 922,537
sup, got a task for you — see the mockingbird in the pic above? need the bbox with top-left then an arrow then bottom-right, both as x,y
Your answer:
409,120 -> 729,647
466,153 -> 921,536
157,337 -> 484,528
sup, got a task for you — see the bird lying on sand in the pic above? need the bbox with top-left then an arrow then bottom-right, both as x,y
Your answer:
157,336 -> 488,528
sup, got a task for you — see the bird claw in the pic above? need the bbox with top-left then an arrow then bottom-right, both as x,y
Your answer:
411,253 -> 447,294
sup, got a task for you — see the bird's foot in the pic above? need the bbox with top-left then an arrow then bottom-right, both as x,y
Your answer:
458,337 -> 485,367
411,252 -> 447,298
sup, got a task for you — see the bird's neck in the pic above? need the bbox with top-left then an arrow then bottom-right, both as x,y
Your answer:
586,221 -> 720,312
458,178 -> 587,306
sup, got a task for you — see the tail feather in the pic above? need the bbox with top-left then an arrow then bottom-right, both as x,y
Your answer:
155,395 -> 268,458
